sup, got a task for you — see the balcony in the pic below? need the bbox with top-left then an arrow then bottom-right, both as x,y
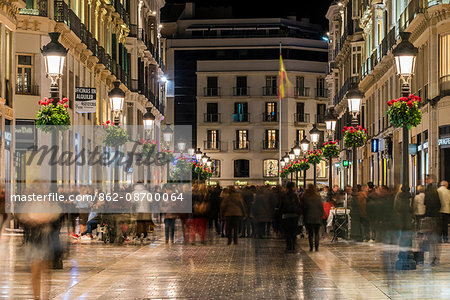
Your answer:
232,113 -> 250,123
262,113 -> 278,122
204,141 -> 221,151
294,87 -> 310,97
109,0 -> 130,27
262,140 -> 279,150
16,84 -> 39,96
399,0 -> 426,32
233,87 -> 250,96
294,113 -> 310,124
315,88 -> 328,98
316,114 -> 325,123
204,113 -> 221,123
233,141 -> 250,151
203,87 -> 220,97
262,86 -> 277,96
20,0 -> 48,17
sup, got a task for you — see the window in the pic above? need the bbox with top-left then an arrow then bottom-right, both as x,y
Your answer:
235,130 -> 249,149
235,76 -> 248,96
16,54 -> 34,94
316,78 -> 326,97
234,159 -> 249,178
317,160 -> 327,178
440,33 -> 450,92
296,130 -> 305,142
264,102 -> 277,121
206,130 -> 219,150
206,77 -> 219,96
205,103 -> 219,122
352,46 -> 362,76
211,160 -> 221,177
296,102 -> 306,122
263,159 -> 278,177
264,129 -> 278,149
233,102 -> 249,122
317,104 -> 326,123
296,76 -> 307,96
264,76 -> 277,95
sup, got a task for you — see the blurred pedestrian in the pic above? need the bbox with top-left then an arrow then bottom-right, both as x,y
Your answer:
424,175 -> 441,265
220,186 -> 246,245
437,180 -> 450,243
302,184 -> 324,251
189,184 -> 209,245
278,182 -> 302,252
413,185 -> 426,230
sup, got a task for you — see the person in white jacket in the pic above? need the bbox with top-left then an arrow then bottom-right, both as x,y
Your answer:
437,181 -> 450,243
413,185 -> 426,230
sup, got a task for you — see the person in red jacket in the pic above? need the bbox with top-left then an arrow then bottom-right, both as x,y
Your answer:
322,196 -> 335,235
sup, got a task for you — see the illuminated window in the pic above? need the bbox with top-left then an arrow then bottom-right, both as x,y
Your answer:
263,159 -> 278,177
317,160 -> 327,178
211,160 -> 221,178
16,54 -> 34,94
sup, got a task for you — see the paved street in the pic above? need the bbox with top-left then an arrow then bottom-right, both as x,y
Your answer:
1,225 -> 449,300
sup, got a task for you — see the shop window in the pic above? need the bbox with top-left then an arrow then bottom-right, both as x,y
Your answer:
211,160 -> 221,178
234,159 -> 249,178
263,159 -> 278,177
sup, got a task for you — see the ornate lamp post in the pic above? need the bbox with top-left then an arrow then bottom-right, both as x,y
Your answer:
309,124 -> 320,186
194,148 -> 202,182
41,32 -> 67,192
300,137 -> 309,188
162,125 -> 173,182
347,88 -> 364,241
293,142 -> 301,187
393,32 -> 418,270
324,107 -> 338,200
143,109 -> 155,187
187,148 -> 195,158
282,152 -> 290,186
108,81 -> 125,190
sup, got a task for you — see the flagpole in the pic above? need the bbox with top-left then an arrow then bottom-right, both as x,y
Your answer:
278,43 -> 282,186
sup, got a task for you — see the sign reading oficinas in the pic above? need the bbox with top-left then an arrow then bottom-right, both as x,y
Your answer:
75,87 -> 96,113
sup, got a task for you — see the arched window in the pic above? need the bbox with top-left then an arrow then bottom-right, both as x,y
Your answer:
263,159 -> 278,177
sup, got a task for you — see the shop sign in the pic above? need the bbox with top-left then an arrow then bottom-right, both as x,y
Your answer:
235,180 -> 248,186
409,143 -> 418,155
75,87 -> 97,113
438,137 -> 450,147
207,181 -> 217,186
342,160 -> 349,167
423,142 -> 428,150
264,180 -> 277,186
334,162 -> 340,168
15,120 -> 36,150
371,139 -> 379,152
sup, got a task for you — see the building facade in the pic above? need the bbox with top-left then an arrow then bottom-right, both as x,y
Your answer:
163,4 -> 329,186
12,0 -> 167,192
327,0 -> 450,189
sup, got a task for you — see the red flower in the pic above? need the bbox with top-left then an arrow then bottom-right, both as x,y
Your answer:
62,97 -> 68,102
342,129 -> 346,132
407,100 -> 413,108
64,104 -> 69,108
106,120 -> 111,124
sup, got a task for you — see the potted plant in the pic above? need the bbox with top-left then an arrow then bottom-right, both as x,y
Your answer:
36,97 -> 71,132
140,138 -> 158,159
103,121 -> 129,147
343,125 -> 367,148
386,94 -> 422,129
307,149 -> 323,165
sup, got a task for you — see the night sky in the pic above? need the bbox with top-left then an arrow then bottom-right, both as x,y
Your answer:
164,0 -> 332,29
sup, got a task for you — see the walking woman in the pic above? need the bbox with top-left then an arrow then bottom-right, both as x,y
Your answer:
302,184 -> 324,252
278,182 -> 302,252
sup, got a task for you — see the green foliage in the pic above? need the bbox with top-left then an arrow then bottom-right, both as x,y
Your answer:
36,97 -> 71,132
103,122 -> 129,147
386,95 -> 422,129
343,126 -> 367,148
322,140 -> 340,158
280,159 -> 310,178
140,139 -> 158,159
307,149 -> 323,164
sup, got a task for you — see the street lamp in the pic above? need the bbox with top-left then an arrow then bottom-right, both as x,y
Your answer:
201,153 -> 209,165
393,32 -> 418,270
346,87 -> 364,242
309,124 -> 321,186
300,136 -> 310,154
109,81 -> 125,122
324,106 -> 338,202
41,32 -> 67,195
177,141 -> 186,153
293,142 -> 301,157
143,108 -> 155,130
288,149 -> 295,161
162,125 -> 173,146
143,109 -> 155,187
187,148 -> 195,157
195,148 -> 203,161
325,106 -> 338,135
347,88 -> 363,119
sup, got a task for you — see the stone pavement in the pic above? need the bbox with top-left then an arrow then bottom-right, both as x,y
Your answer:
0,225 -> 449,299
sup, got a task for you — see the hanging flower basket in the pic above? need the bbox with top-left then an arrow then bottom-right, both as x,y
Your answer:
343,125 -> 367,148
36,97 -> 71,132
159,150 -> 175,164
322,140 -> 340,158
281,159 -> 310,178
170,156 -> 194,180
140,138 -> 158,159
307,149 -> 323,164
386,94 -> 422,129
192,161 -> 213,180
103,121 -> 129,147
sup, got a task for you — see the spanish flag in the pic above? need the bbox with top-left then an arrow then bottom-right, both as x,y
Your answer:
278,53 -> 288,101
